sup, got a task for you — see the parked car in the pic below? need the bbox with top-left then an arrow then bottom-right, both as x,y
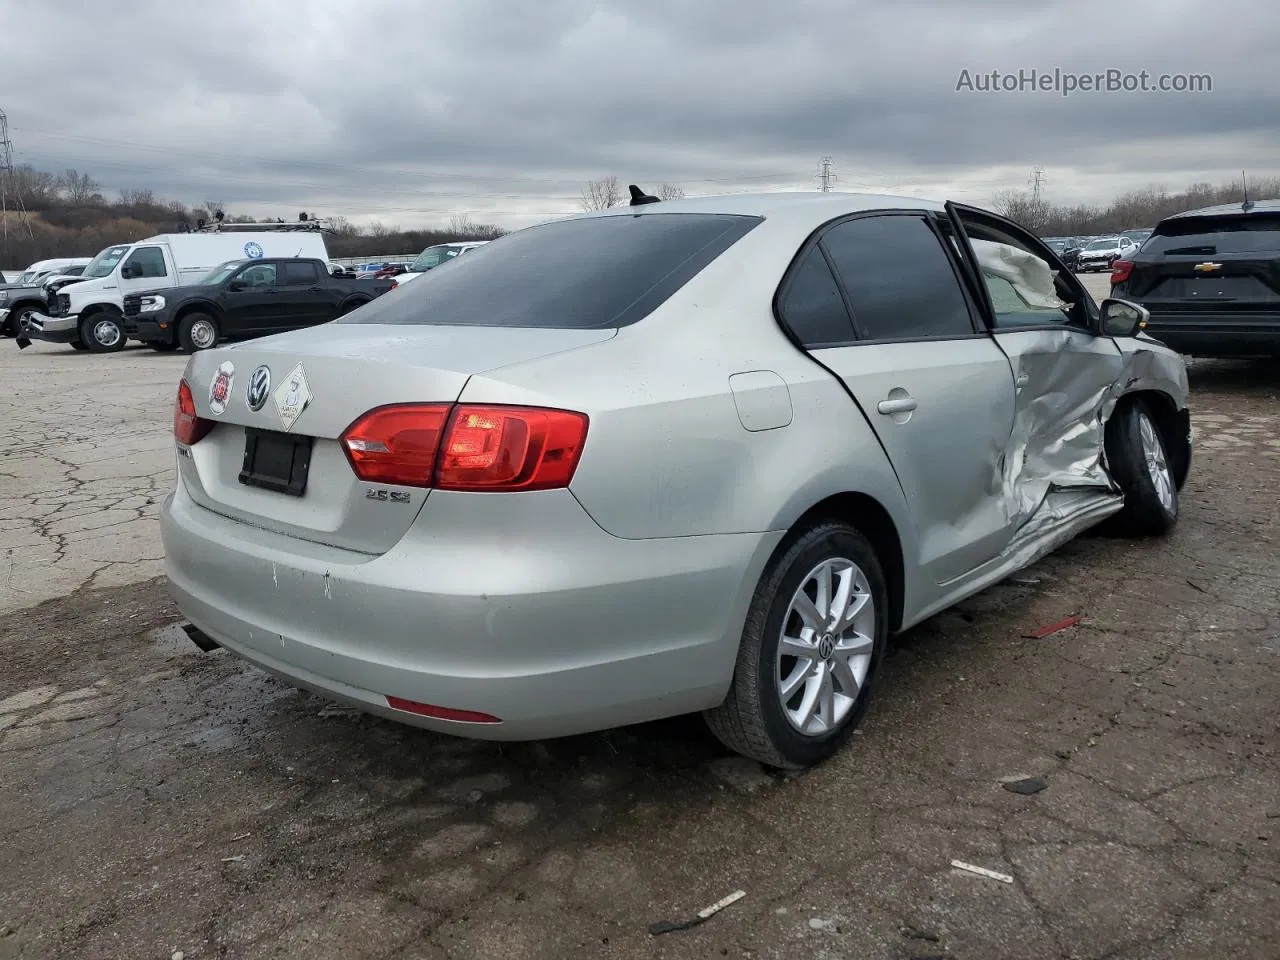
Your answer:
1076,236 -> 1140,272
1120,227 -> 1154,246
0,263 -> 90,337
162,189 -> 1191,770
1110,199 -> 1280,358
122,257 -> 396,352
393,241 -> 488,285
20,225 -> 329,353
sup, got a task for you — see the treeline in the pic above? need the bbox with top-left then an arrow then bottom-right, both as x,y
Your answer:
994,173 -> 1280,237
0,164 -> 506,268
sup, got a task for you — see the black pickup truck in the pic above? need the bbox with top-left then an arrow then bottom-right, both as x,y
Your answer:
123,257 -> 395,352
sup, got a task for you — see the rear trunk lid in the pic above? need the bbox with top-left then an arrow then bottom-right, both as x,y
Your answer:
178,323 -> 615,553
1118,211 -> 1280,311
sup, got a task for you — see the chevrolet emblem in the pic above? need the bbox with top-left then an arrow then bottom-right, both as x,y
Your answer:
1193,262 -> 1221,272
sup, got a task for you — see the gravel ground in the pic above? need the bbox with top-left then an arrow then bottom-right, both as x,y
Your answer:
1,285 -> 1277,959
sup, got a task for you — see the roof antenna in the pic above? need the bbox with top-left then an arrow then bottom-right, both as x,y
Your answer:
1242,169 -> 1254,211
628,184 -> 661,206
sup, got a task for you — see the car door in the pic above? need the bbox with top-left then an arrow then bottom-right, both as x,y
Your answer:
783,211 -> 1020,585
944,202 -> 1126,524
275,260 -> 330,328
119,245 -> 172,298
224,262 -> 283,336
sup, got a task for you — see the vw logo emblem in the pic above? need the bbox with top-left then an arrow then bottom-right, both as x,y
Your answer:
816,633 -> 836,661
246,365 -> 271,411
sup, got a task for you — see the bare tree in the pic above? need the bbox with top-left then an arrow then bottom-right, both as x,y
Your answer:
991,187 -> 1050,232
449,213 -> 481,235
2,165 -> 59,207
580,176 -> 621,211
118,188 -> 156,207
57,169 -> 101,205
657,183 -> 685,200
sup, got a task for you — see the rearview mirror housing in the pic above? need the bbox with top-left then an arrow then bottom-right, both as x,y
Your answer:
228,281 -> 246,292
1098,297 -> 1149,338
120,264 -> 140,279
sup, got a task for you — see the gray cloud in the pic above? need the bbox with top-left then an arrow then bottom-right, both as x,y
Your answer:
4,0 -> 1277,229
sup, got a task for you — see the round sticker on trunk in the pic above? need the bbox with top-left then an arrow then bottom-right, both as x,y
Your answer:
209,361 -> 235,415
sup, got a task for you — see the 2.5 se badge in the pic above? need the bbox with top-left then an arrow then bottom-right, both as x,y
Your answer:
209,361 -> 235,415
272,362 -> 313,432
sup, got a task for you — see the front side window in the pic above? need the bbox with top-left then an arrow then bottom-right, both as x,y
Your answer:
236,263 -> 277,287
820,214 -> 975,341
124,246 -> 168,278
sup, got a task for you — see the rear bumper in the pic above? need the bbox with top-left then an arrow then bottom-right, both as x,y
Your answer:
161,482 -> 780,740
1139,311 -> 1280,358
22,311 -> 79,343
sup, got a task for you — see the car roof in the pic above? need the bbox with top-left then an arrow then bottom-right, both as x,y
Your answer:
573,190 -> 950,230
1164,199 -> 1280,220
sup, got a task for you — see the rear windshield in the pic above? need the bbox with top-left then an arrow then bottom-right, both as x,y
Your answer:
1142,213 -> 1280,256
339,212 -> 762,329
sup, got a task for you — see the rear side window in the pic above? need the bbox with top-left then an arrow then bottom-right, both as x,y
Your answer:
281,261 -> 320,285
777,247 -> 855,347
820,215 -> 975,341
1143,213 -> 1280,256
340,213 -> 762,329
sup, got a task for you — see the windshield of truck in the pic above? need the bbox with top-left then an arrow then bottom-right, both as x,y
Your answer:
199,260 -> 247,285
15,269 -> 38,284
83,245 -> 132,279
408,245 -> 465,273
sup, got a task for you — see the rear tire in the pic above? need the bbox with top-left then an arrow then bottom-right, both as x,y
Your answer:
178,313 -> 219,353
704,520 -> 889,770
1105,399 -> 1178,536
79,312 -> 126,353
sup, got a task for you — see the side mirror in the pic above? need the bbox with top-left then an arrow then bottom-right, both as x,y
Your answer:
1098,297 -> 1149,337
228,280 -> 246,292
120,264 -> 140,279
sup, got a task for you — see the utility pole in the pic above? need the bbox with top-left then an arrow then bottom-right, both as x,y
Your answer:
0,107 -> 34,250
816,156 -> 836,192
1029,166 -> 1046,204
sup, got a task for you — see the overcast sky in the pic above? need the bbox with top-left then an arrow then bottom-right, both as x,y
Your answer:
5,0 -> 1277,230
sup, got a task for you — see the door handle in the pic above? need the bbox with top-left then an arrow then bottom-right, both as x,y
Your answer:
877,396 -> 918,415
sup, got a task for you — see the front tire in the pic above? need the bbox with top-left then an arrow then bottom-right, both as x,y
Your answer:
1105,399 -> 1178,536
5,304 -> 37,337
704,520 -> 889,770
178,313 -> 219,353
79,313 -> 125,353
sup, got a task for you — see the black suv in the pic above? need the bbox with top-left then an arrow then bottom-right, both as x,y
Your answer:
1111,200 -> 1280,358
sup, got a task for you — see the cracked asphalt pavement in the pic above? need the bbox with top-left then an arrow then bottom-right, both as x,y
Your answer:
2,318 -> 1278,959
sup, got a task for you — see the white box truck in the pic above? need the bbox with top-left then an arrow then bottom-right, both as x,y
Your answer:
22,222 -> 329,352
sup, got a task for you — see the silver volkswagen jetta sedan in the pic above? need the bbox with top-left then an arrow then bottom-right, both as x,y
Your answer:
161,190 -> 1191,769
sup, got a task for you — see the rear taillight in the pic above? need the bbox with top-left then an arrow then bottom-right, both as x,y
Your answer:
388,280 -> 398,290
1111,259 -> 1134,285
174,379 -> 214,446
339,403 -> 589,491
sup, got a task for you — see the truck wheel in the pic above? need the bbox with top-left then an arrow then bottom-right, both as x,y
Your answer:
5,304 -> 38,337
178,313 -> 219,353
70,339 -> 88,351
704,519 -> 889,769
80,313 -> 126,353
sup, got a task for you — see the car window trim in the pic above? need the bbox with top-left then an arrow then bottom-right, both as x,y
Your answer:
825,210 -> 986,343
943,201 -> 1096,334
773,208 -> 988,349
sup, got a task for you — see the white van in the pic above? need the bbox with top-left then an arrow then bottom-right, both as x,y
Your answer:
7,258 -> 93,287
24,226 -> 329,352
